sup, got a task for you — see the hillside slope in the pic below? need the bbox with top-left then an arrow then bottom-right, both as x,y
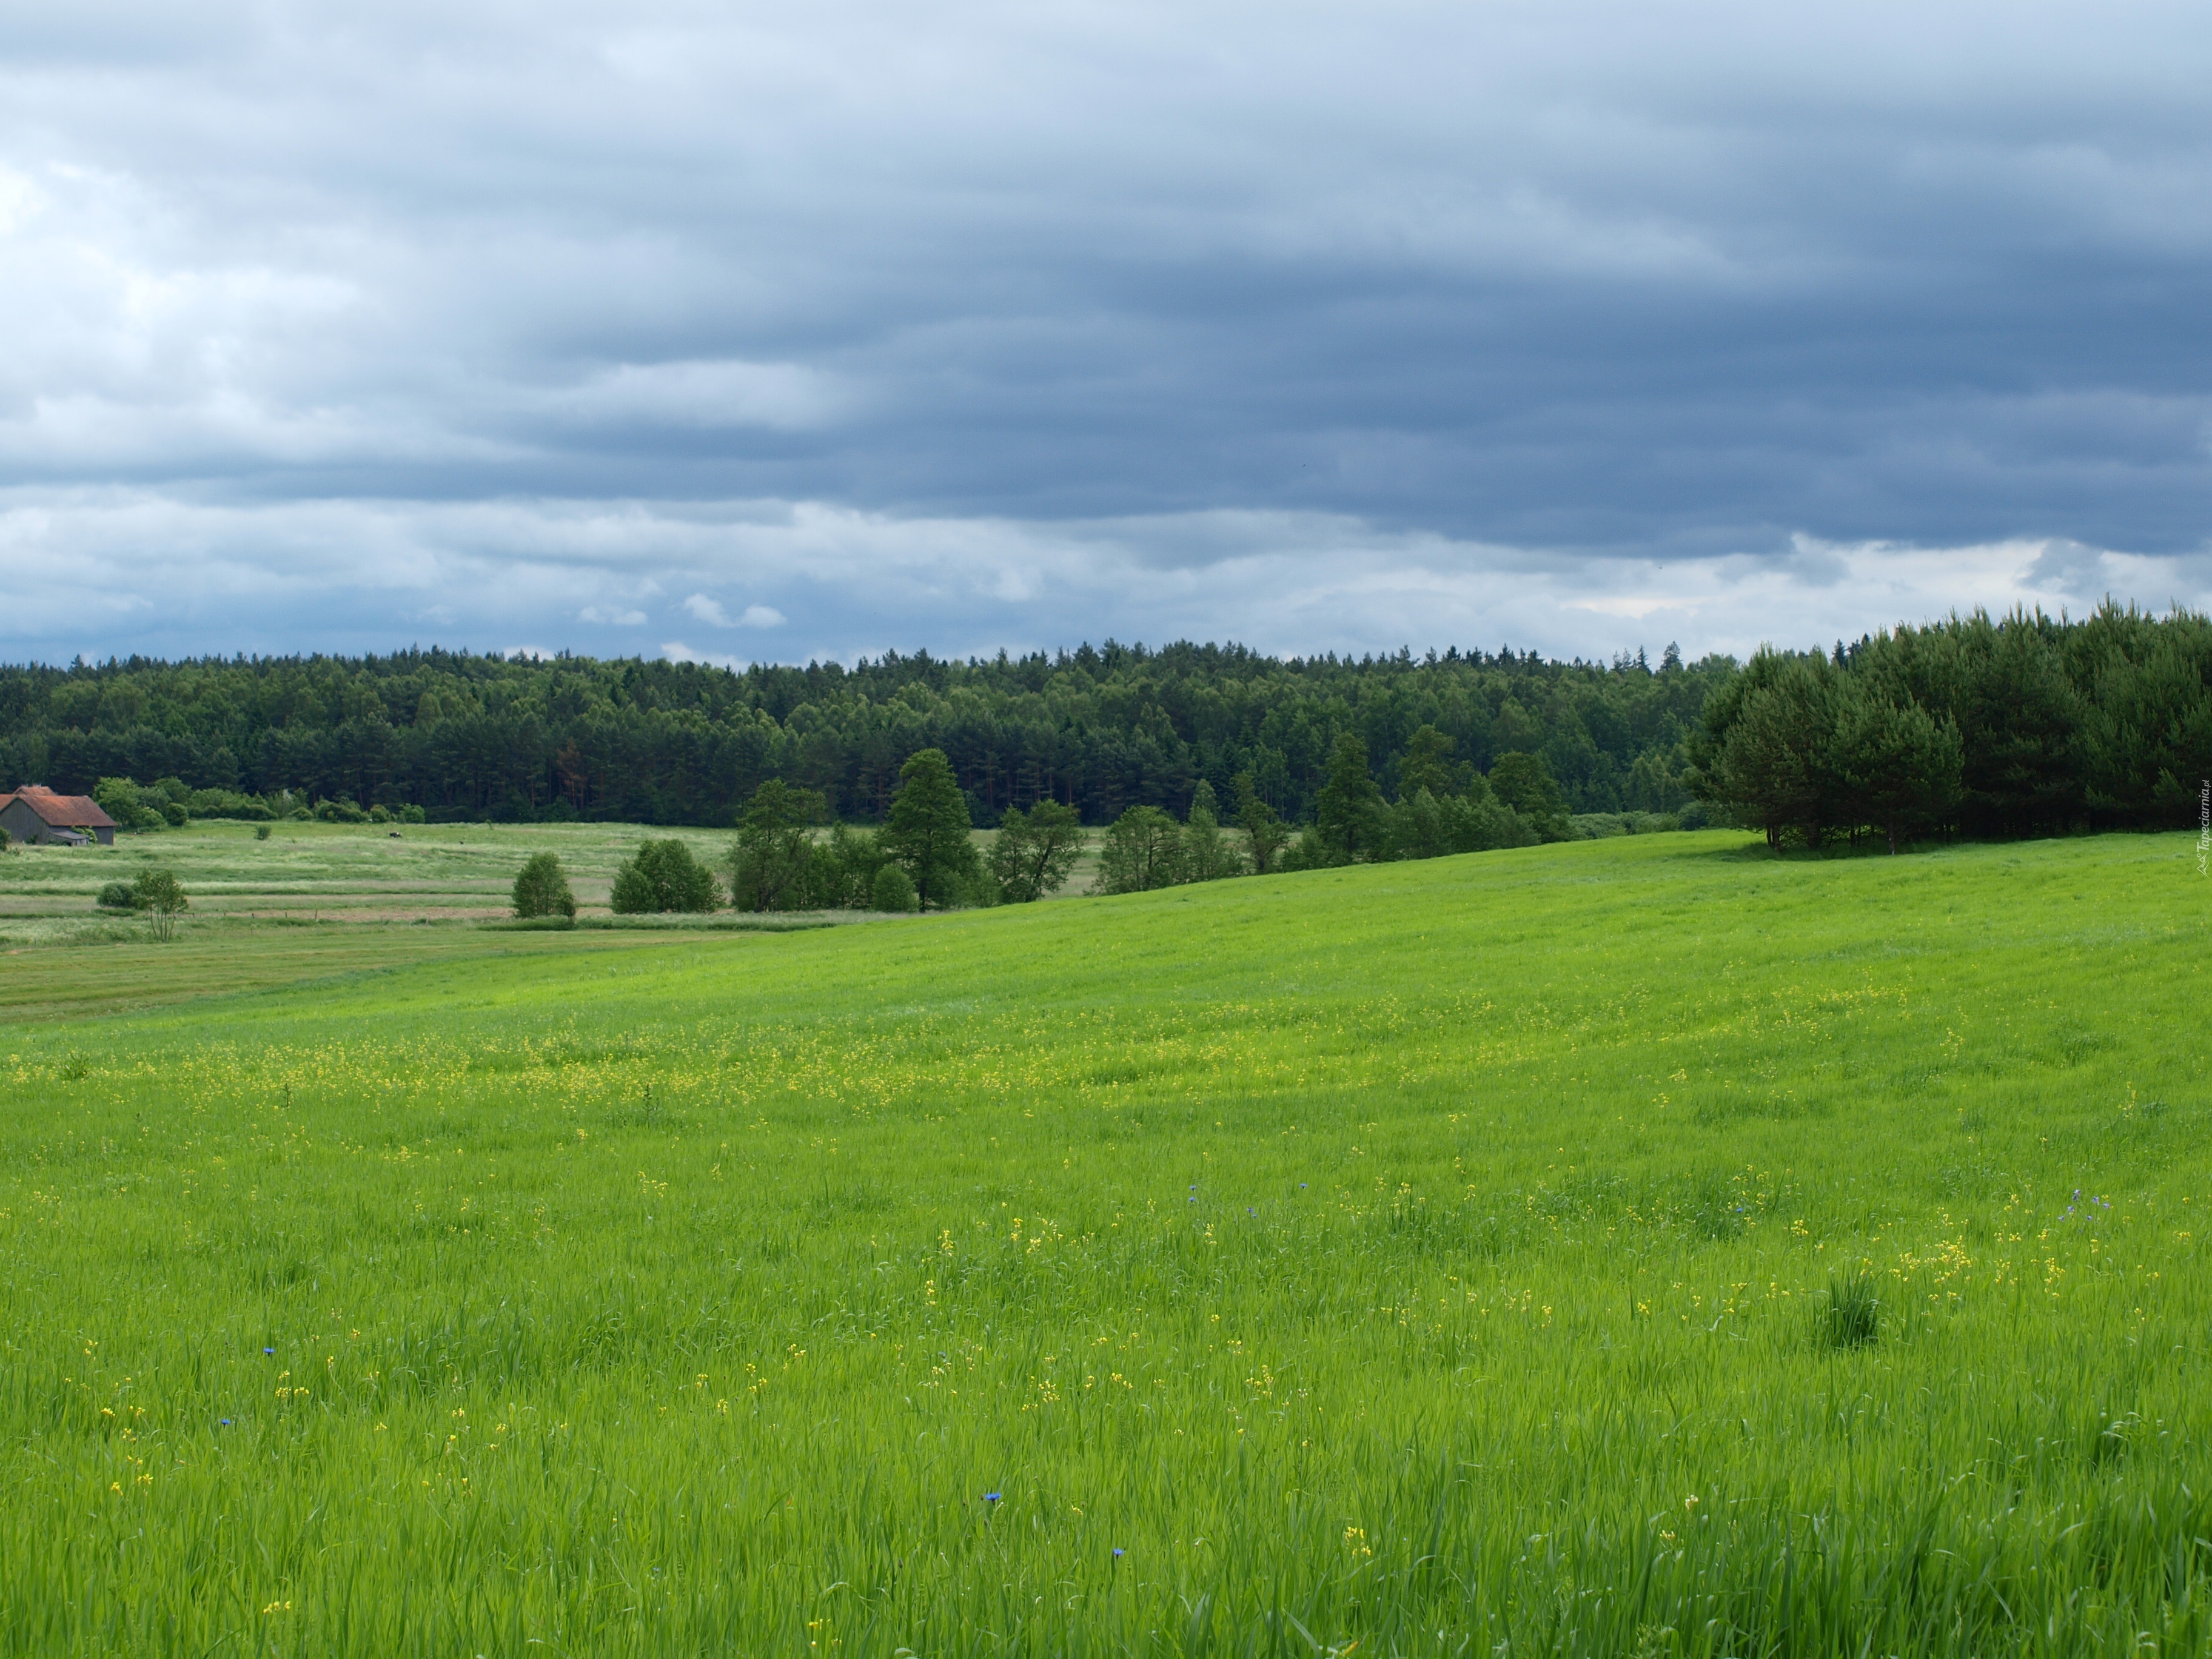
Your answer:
1,831 -> 2205,1655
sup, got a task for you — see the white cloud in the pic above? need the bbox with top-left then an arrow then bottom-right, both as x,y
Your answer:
682,593 -> 729,626
1,489 -> 2203,667
579,604 -> 646,625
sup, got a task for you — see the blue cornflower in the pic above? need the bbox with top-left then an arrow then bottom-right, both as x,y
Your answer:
219,1418 -> 232,1427
984,1492 -> 1001,1503
1112,1547 -> 1125,1558
1299,1183 -> 1307,1189
263,1347 -> 275,1355
1247,1208 -> 1255,1216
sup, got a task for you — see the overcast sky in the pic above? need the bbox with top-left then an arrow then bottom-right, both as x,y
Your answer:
2,0 -> 2208,667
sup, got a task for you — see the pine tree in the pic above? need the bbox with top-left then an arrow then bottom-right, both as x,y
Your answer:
1835,693 -> 1962,853
1396,726 -> 1463,800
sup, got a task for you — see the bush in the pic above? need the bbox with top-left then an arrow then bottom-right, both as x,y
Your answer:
400,804 -> 426,825
187,788 -> 276,822
160,802 -> 188,828
512,852 -> 578,920
96,881 -> 136,910
610,839 -> 720,914
93,777 -> 165,832
255,824 -> 272,840
314,797 -> 370,824
872,862 -> 917,913
369,805 -> 392,824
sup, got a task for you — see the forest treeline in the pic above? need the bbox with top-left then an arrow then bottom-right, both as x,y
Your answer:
1,605 -> 2205,846
0,638 -> 1723,827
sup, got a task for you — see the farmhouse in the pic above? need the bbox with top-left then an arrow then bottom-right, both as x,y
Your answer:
0,786 -> 119,847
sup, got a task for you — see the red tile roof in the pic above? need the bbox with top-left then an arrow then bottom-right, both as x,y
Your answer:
0,786 -> 119,830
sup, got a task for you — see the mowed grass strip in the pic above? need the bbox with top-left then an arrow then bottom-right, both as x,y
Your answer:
0,831 -> 2205,1656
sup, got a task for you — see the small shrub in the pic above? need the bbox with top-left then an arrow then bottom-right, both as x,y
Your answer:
369,805 -> 392,824
96,881 -> 136,910
400,804 -> 426,825
610,840 -> 720,914
873,862 -> 917,913
512,852 -> 578,920
255,825 -> 272,840
160,802 -> 188,828
1821,1271 -> 1881,1349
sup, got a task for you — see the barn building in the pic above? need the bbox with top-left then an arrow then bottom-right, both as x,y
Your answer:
0,786 -> 120,847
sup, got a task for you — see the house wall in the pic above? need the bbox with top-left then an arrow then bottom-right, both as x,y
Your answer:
0,799 -> 45,843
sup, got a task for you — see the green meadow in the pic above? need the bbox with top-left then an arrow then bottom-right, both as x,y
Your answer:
1,831 -> 2207,1655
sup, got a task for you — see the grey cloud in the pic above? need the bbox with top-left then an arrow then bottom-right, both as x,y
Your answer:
1,0 -> 2208,662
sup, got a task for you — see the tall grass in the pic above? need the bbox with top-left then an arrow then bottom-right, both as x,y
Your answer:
0,830 -> 2203,1654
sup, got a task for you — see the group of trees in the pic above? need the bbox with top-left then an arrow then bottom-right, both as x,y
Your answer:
1086,735 -> 1574,894
1691,606 -> 2212,850
541,732 -> 1589,920
92,870 -> 189,939
23,606 -> 2208,880
0,640 -> 1726,828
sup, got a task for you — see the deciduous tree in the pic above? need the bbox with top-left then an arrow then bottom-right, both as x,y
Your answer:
1096,805 -> 1184,893
611,839 -> 720,913
130,868 -> 188,941
1315,734 -> 1385,859
511,852 -> 577,919
728,779 -> 825,911
882,748 -> 980,910
989,800 -> 1084,903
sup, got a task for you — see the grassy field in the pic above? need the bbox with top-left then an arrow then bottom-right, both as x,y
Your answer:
0,819 -> 785,938
0,830 -> 2205,1655
0,821 -> 888,1017
0,819 -> 1107,945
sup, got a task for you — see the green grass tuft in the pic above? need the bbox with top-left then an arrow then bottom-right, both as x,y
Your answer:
1820,1269 -> 1882,1348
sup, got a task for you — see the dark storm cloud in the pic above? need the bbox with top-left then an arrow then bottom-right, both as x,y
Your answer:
1,0 -> 2207,663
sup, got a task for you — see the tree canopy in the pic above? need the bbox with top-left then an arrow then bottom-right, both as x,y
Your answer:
882,748 -> 980,910
5,608 -> 2202,841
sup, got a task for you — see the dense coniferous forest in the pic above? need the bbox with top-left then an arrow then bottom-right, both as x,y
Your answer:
0,605 -> 2204,842
0,639 -> 1725,827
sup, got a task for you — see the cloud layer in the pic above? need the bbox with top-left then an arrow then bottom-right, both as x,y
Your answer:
2,0 -> 2208,664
